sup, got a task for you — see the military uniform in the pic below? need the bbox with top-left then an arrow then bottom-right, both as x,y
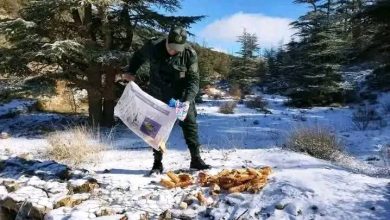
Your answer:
126,27 -> 210,174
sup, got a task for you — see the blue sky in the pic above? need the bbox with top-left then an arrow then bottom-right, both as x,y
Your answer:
163,0 -> 309,54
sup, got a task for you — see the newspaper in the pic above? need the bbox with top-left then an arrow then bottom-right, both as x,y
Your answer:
114,82 -> 177,151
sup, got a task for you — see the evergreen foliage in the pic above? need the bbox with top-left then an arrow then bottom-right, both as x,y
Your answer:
0,0 -> 203,126
265,0 -> 390,106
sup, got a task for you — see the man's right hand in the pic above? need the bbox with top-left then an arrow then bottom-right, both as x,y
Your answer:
116,73 -> 135,82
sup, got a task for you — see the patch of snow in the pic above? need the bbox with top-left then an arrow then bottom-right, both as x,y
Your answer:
0,99 -> 35,119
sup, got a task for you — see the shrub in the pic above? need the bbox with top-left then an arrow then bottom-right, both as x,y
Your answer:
352,105 -> 382,130
284,126 -> 343,160
219,101 -> 237,114
212,93 -> 223,100
245,96 -> 268,110
44,125 -> 107,166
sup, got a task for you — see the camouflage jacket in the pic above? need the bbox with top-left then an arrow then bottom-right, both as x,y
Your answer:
127,38 -> 199,103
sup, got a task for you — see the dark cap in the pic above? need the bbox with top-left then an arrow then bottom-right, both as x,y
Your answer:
167,27 -> 187,52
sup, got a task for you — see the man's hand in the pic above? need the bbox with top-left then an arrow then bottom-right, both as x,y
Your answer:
115,73 -> 135,82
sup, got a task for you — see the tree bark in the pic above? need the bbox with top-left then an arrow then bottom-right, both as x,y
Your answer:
86,65 -> 103,126
102,65 -> 117,127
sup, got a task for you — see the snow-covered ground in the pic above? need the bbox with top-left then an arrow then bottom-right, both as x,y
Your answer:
1,89 -> 390,219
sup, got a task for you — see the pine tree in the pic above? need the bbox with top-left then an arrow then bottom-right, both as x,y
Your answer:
236,29 -> 260,60
282,0 -> 347,106
0,0 -> 203,126
360,0 -> 390,91
230,29 -> 263,94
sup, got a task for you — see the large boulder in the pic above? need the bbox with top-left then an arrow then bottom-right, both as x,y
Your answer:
0,186 -> 53,220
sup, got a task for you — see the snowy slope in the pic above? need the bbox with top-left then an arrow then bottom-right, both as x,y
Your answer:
1,93 -> 390,219
77,148 -> 390,220
1,147 -> 388,219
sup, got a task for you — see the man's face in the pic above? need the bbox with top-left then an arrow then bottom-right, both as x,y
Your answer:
166,39 -> 179,56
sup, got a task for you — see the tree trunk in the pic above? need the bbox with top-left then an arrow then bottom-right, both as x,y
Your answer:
86,65 -> 103,126
102,65 -> 117,127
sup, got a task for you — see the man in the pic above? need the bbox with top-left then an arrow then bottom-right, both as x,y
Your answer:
119,26 -> 211,175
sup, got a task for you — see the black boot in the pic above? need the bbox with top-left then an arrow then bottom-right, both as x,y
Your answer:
149,161 -> 163,176
190,156 -> 211,170
149,149 -> 163,176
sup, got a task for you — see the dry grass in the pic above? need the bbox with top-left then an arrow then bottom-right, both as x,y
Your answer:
229,84 -> 242,100
205,86 -> 225,100
37,80 -> 88,114
219,101 -> 237,114
284,126 -> 343,161
44,125 -> 107,166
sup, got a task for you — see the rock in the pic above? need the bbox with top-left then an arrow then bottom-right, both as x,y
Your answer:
67,210 -> 91,220
95,206 -> 114,217
71,169 -> 89,178
275,203 -> 286,210
139,212 -> 150,220
209,183 -> 221,196
54,194 -> 90,208
0,196 -> 21,213
95,215 -> 128,220
284,203 -> 302,216
3,181 -> 20,192
111,205 -> 126,214
15,201 -> 52,220
44,207 -> 73,220
0,132 -> 10,139
45,181 -> 68,195
150,194 -> 160,201
0,207 -> 15,220
1,186 -> 52,220
183,195 -> 198,206
159,210 -> 172,220
253,120 -> 259,125
18,153 -> 33,161
27,176 -> 47,188
13,186 -> 49,201
203,207 -> 212,218
69,178 -> 99,194
179,202 -> 188,210
0,186 -> 8,200
2,185 -> 52,208
74,199 -> 103,214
